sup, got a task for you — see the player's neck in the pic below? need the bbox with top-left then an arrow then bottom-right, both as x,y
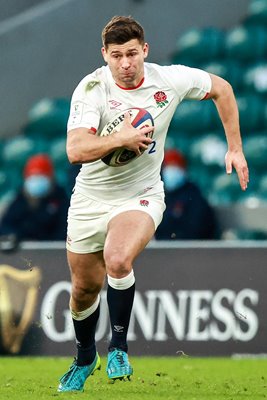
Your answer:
115,76 -> 144,90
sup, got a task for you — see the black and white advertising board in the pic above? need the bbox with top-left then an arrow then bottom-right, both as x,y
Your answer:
0,241 -> 266,357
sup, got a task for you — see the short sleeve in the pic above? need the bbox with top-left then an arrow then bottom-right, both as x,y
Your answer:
182,66 -> 212,100
67,76 -> 105,132
162,65 -> 212,101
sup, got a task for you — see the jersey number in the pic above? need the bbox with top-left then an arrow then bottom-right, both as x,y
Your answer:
148,140 -> 156,154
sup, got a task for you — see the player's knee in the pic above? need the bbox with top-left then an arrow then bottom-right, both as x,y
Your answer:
72,281 -> 102,304
104,251 -> 132,278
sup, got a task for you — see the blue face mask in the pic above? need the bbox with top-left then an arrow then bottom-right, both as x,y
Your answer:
24,175 -> 52,198
162,166 -> 186,192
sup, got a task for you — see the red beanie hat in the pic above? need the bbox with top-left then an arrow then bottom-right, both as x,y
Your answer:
163,149 -> 187,169
24,154 -> 54,178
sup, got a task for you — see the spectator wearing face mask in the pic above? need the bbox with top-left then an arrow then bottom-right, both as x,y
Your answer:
0,154 -> 69,245
155,148 -> 218,240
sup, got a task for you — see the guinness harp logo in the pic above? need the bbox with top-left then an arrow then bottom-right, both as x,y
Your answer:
0,264 -> 42,354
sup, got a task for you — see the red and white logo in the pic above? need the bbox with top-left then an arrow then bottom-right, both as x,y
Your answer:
108,100 -> 122,109
140,199 -> 149,207
154,91 -> 168,108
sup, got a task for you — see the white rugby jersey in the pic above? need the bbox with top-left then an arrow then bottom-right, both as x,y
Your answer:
67,62 -> 211,203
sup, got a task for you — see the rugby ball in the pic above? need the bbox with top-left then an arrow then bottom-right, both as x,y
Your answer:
100,108 -> 154,167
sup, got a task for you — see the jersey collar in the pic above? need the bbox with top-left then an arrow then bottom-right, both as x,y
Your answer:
115,77 -> 145,90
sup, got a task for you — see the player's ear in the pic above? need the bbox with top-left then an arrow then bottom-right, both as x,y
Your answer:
143,43 -> 149,59
101,47 -> 108,62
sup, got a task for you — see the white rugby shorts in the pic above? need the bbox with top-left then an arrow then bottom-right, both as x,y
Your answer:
66,190 -> 165,254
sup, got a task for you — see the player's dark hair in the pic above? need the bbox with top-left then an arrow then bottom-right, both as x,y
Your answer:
102,16 -> 145,48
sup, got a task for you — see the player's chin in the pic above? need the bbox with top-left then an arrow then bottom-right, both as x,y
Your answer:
120,74 -> 136,83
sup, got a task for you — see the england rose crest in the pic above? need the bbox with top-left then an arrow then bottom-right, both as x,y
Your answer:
154,91 -> 168,108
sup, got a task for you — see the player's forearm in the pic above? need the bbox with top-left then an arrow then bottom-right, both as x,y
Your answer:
212,83 -> 243,153
207,73 -> 243,152
67,128 -> 123,163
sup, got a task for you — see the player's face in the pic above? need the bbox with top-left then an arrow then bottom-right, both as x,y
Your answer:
102,39 -> 149,88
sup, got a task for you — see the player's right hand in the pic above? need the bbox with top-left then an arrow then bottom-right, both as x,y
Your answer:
117,112 -> 154,155
225,150 -> 249,191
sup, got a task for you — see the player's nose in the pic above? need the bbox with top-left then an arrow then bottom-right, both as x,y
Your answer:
121,58 -> 130,69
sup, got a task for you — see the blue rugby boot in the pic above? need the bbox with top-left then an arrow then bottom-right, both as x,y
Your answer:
58,353 -> 101,392
106,349 -> 133,382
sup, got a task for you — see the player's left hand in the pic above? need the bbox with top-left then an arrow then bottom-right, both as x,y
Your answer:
225,150 -> 249,191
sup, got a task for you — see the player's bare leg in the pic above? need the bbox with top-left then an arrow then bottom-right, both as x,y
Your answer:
58,251 -> 105,392
67,251 -> 106,311
104,210 -> 155,381
104,210 -> 155,278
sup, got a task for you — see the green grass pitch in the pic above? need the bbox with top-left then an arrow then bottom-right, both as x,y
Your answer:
0,356 -> 266,400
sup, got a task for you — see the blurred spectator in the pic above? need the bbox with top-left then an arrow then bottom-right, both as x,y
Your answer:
0,154 -> 69,248
155,148 -> 218,240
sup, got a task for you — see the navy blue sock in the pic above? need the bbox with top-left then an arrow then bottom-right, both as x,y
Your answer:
72,304 -> 100,366
107,282 -> 135,353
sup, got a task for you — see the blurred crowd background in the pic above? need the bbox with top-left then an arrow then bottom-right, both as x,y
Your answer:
1,0 -> 267,241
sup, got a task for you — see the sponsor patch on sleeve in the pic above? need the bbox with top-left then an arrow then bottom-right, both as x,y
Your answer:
69,101 -> 84,125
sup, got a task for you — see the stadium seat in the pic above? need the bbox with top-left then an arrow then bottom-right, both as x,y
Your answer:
201,60 -> 244,92
243,133 -> 267,169
2,135 -> 36,168
0,170 -> 8,195
0,166 -> 23,195
55,166 -> 69,191
258,174 -> 267,192
236,94 -> 264,133
258,174 -> 267,199
49,137 -> 68,167
165,130 -> 191,157
48,137 -> 69,190
225,25 -> 267,61
173,27 -> 225,63
243,62 -> 267,94
170,99 -> 220,133
187,132 -> 227,169
211,172 -> 242,204
24,97 -> 70,137
246,0 -> 267,25
188,165 -> 216,195
0,188 -> 16,217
